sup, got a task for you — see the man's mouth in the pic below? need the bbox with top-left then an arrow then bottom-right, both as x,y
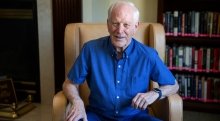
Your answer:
115,35 -> 125,40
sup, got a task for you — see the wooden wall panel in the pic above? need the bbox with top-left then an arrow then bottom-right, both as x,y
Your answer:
52,0 -> 82,92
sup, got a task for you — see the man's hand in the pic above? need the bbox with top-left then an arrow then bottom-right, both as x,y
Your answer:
66,99 -> 88,121
131,91 -> 159,110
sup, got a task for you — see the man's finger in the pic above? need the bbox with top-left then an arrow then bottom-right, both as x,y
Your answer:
132,95 -> 142,108
138,98 -> 145,109
83,116 -> 88,121
73,114 -> 83,121
66,105 -> 76,120
141,101 -> 148,110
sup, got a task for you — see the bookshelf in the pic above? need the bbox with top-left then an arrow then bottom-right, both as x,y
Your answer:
158,0 -> 220,113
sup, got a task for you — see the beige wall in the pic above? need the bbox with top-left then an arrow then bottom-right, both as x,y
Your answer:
37,0 -> 54,105
83,0 -> 158,23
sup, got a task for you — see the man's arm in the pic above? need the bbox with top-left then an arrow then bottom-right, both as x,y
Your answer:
132,80 -> 179,110
159,80 -> 179,98
63,79 -> 81,102
62,79 -> 87,121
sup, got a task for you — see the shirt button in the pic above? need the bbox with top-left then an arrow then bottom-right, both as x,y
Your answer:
115,111 -> 119,114
118,65 -> 121,68
116,96 -> 120,99
117,80 -> 120,83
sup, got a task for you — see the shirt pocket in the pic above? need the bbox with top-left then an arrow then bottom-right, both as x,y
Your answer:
126,75 -> 149,97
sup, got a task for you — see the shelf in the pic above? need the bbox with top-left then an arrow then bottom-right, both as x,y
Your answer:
182,97 -> 220,103
159,0 -> 220,14
159,0 -> 220,113
184,100 -> 220,114
169,68 -> 220,76
166,36 -> 220,47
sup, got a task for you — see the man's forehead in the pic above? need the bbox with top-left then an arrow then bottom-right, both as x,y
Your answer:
111,9 -> 134,20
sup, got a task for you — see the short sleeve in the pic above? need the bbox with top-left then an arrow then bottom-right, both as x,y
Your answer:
150,50 -> 175,86
67,44 -> 90,84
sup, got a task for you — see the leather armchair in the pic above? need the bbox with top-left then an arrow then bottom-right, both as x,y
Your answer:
52,23 -> 183,121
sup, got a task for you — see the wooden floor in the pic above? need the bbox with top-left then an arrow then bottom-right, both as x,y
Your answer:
1,103 -> 220,121
0,103 -> 52,121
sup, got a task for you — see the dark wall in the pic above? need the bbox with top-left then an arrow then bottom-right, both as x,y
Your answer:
0,0 -> 40,102
52,0 -> 82,92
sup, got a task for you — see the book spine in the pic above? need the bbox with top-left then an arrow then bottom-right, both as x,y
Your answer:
202,48 -> 207,71
178,11 -> 182,36
208,12 -> 213,37
217,13 -> 220,35
165,11 -> 172,35
210,48 -> 214,72
202,77 -> 207,99
191,11 -> 196,35
206,48 -> 211,72
194,48 -> 198,71
187,75 -> 191,97
195,12 -> 200,37
165,45 -> 169,66
213,48 -> 220,72
214,78 -> 220,100
172,45 -> 177,67
169,47 -> 173,69
181,13 -> 185,36
178,46 -> 184,69
187,12 -> 192,36
198,48 -> 203,71
173,11 -> 179,36
207,78 -> 213,99
212,12 -> 218,36
184,75 -> 188,97
198,77 -> 202,98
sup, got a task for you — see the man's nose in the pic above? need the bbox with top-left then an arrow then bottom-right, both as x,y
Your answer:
117,24 -> 125,33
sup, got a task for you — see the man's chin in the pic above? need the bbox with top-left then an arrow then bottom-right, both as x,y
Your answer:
113,43 -> 127,48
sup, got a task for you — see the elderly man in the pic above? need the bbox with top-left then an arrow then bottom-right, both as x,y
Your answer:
63,1 -> 179,121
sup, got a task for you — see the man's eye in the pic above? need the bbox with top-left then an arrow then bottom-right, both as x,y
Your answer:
112,23 -> 119,27
124,24 -> 130,28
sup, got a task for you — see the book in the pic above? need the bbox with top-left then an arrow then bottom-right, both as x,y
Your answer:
178,46 -> 184,69
207,12 -> 213,37
198,48 -> 203,71
214,78 -> 220,100
173,11 -> 179,36
217,13 -> 220,35
181,13 -> 185,36
202,76 -> 207,99
213,48 -> 220,72
183,46 -> 190,69
195,12 -> 200,37
206,48 -> 211,72
198,76 -> 202,98
194,48 -> 198,71
206,78 -> 214,99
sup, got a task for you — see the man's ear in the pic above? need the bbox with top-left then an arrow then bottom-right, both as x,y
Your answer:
135,22 -> 140,29
107,19 -> 111,33
134,22 -> 139,33
107,19 -> 110,24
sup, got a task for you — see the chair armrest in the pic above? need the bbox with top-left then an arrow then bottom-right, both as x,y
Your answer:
52,91 -> 67,121
150,94 -> 183,121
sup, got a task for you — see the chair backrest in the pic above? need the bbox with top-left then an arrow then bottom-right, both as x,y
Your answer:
64,23 -> 166,106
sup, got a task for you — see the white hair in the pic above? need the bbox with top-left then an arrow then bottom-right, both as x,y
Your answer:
107,0 -> 140,22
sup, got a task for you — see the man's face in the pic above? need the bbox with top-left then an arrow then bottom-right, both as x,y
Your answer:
107,5 -> 139,51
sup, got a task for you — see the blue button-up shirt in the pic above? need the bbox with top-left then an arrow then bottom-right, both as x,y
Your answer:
68,36 -> 175,119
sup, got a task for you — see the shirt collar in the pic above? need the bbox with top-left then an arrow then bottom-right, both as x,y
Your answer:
107,36 -> 134,59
